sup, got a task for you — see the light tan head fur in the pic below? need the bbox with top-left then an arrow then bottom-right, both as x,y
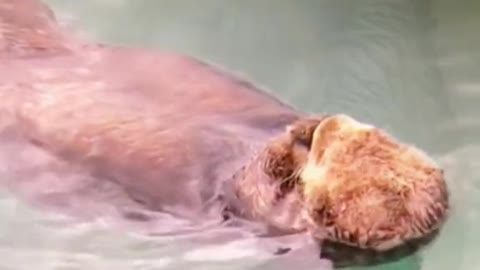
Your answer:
299,114 -> 448,251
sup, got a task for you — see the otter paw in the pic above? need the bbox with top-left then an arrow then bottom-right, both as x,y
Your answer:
286,117 -> 325,147
263,137 -> 296,180
262,116 -> 325,184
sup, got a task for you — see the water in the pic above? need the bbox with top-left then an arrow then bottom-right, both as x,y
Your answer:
0,0 -> 478,269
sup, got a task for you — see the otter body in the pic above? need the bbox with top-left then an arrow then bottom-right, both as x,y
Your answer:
0,0 -> 449,267
0,0 -> 308,226
0,46 -> 300,217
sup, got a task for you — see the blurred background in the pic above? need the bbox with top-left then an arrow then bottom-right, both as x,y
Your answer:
0,0 -> 478,269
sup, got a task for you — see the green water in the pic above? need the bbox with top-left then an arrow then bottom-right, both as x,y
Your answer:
0,0 -> 477,269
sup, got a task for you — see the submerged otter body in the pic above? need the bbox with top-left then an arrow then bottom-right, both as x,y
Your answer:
0,0 -> 449,268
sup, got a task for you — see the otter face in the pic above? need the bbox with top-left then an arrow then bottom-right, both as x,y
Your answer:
299,114 -> 449,251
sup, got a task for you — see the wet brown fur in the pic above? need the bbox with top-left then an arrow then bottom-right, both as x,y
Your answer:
239,116 -> 449,266
299,116 -> 448,251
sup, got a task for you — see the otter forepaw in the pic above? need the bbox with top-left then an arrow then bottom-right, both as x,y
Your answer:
262,116 -> 325,181
286,116 -> 325,147
263,137 -> 296,180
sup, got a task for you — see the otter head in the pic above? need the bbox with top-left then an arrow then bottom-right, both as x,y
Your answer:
297,114 -> 449,252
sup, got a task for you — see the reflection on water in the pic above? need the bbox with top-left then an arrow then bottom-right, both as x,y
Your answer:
1,0 -> 478,269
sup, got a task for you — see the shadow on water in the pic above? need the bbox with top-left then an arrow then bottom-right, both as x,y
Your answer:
0,0 -> 477,269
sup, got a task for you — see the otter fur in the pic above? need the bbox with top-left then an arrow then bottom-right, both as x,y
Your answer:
0,0 -> 449,267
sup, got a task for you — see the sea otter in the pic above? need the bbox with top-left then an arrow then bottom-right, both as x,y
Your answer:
0,0 -> 449,267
